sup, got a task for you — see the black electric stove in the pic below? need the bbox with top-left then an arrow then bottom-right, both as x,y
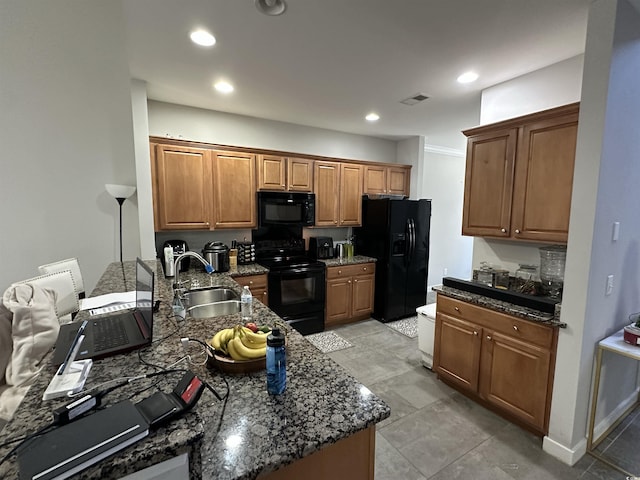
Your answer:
253,227 -> 326,335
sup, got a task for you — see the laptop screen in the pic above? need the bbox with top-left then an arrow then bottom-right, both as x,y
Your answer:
135,258 -> 154,338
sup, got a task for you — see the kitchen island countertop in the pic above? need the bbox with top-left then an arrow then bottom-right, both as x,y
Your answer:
0,260 -> 389,480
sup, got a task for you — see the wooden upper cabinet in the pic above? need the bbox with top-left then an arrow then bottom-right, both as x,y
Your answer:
339,163 -> 363,226
287,157 -> 313,192
257,154 -> 286,191
462,128 -> 517,238
511,113 -> 578,243
363,165 -> 410,196
257,155 -> 313,192
363,165 -> 387,194
152,143 -> 212,230
314,161 -> 340,226
462,103 -> 579,243
212,150 -> 257,229
388,167 -> 410,196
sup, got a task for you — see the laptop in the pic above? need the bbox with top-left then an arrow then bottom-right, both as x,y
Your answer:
52,258 -> 155,365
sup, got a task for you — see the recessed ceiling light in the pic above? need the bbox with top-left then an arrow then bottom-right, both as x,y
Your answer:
365,113 -> 380,122
214,81 -> 234,94
190,30 -> 216,47
457,71 -> 479,84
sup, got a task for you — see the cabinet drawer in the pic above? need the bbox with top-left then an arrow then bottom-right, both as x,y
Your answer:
326,263 -> 374,280
436,295 -> 554,348
234,274 -> 267,290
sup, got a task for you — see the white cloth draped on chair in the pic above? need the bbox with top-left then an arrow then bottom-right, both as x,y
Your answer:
0,283 -> 59,422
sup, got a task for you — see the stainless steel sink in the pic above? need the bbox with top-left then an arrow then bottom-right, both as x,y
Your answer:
187,300 -> 241,319
183,286 -> 239,308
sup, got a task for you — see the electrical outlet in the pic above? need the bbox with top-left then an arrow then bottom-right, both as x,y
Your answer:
606,275 -> 614,296
443,268 -> 448,276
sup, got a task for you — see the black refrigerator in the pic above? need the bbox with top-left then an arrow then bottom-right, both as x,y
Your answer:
354,197 -> 431,322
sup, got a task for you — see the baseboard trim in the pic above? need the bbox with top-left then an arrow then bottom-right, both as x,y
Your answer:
543,387 -> 640,465
592,388 -> 639,441
542,435 -> 586,465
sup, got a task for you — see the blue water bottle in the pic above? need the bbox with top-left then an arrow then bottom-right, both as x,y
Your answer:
266,328 -> 286,395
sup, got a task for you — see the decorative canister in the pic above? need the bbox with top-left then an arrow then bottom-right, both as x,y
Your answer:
539,246 -> 567,298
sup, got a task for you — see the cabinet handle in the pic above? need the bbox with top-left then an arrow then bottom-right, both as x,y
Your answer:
354,279 -> 358,283
486,335 -> 492,341
334,221 -> 338,224
473,331 -> 478,336
454,306 -> 460,312
513,325 -> 519,331
501,228 -> 506,233
348,280 -> 352,284
515,229 -> 521,234
338,270 -> 342,275
363,267 -> 367,271
249,281 -> 253,285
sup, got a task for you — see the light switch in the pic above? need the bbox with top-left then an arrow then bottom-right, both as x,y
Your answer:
606,275 -> 614,296
612,222 -> 620,242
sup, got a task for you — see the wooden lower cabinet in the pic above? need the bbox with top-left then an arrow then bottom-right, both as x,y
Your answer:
434,294 -> 557,435
258,426 -> 375,480
326,263 -> 375,327
233,273 -> 268,307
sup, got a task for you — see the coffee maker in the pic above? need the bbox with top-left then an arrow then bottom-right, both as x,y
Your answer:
309,236 -> 334,259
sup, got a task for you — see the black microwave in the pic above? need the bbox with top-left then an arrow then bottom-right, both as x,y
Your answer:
258,192 -> 315,226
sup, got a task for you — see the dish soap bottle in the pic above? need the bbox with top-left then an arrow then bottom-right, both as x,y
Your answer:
241,286 -> 253,321
266,328 -> 286,395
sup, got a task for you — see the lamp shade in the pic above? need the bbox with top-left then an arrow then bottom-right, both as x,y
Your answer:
105,184 -> 136,199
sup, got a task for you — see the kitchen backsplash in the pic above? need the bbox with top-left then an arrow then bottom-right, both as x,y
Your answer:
472,238 -> 547,278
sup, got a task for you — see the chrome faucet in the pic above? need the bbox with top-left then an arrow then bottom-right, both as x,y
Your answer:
172,252 -> 214,319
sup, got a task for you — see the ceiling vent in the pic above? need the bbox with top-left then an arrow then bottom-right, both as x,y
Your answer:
400,93 -> 430,106
255,0 -> 287,16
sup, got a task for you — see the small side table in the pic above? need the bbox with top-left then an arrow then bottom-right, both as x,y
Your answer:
587,328 -> 640,477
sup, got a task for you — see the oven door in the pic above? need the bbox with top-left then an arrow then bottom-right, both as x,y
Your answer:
268,265 -> 326,319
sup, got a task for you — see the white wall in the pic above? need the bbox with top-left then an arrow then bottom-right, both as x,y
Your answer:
0,0 -> 139,294
422,146 -> 473,287
148,101 -> 397,163
545,0 -> 640,463
472,56 -> 584,277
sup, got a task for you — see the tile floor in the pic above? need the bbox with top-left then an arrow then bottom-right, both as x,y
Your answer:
328,318 -> 635,480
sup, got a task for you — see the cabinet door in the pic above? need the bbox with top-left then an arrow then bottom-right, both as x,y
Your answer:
363,165 -> 387,194
462,128 -> 517,238
434,313 -> 482,392
212,151 -> 257,228
153,144 -> 212,230
352,273 -> 374,317
511,112 -> 578,243
387,167 -> 409,196
339,163 -> 363,226
257,155 -> 286,191
479,331 -> 551,432
326,277 -> 351,326
314,161 -> 340,226
287,158 -> 313,192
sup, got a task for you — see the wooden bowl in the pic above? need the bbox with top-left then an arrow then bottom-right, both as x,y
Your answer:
206,341 -> 266,374
207,352 -> 266,373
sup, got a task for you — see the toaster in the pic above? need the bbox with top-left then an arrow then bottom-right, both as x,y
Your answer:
309,236 -> 334,259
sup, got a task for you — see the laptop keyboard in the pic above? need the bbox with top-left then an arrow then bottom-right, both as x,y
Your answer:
93,317 -> 130,352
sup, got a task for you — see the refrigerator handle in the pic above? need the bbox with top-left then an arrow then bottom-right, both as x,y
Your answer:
404,219 -> 411,262
410,218 -> 416,259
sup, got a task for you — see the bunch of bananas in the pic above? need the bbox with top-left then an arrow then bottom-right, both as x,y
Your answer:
210,325 -> 270,361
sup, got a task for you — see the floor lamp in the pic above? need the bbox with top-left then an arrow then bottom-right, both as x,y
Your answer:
106,184 -> 136,263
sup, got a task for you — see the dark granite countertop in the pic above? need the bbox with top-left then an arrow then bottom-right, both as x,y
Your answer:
0,260 -> 389,480
319,255 -> 377,267
433,285 -> 566,328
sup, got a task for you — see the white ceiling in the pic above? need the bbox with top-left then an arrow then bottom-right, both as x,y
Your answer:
123,0 -> 590,144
